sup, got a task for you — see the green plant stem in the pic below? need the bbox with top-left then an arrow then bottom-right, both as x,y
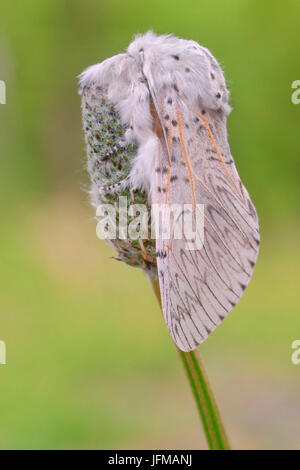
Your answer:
150,277 -> 231,450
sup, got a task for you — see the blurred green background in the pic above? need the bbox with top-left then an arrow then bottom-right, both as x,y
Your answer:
0,0 -> 299,450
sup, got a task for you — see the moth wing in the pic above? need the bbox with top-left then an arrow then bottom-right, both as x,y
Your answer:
150,96 -> 259,352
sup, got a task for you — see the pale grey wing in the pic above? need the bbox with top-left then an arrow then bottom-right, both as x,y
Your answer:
152,102 -> 260,352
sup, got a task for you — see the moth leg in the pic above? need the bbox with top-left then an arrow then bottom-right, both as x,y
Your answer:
128,189 -> 152,264
99,176 -> 130,195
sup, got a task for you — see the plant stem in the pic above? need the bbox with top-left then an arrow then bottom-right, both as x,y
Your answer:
150,277 -> 231,450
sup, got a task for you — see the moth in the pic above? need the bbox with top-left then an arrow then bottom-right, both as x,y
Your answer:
80,31 -> 260,352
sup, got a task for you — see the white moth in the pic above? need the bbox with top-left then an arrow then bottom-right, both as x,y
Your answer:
80,31 -> 260,352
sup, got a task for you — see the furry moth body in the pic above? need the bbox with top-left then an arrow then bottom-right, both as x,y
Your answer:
80,31 -> 260,352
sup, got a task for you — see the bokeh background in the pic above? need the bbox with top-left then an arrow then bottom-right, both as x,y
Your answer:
0,0 -> 299,450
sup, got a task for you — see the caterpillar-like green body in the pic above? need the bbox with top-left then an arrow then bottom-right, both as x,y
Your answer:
80,82 -> 157,276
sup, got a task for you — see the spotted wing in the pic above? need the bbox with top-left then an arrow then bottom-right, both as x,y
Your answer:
151,100 -> 259,352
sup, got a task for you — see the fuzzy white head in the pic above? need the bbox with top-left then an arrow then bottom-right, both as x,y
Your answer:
80,31 -> 231,192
